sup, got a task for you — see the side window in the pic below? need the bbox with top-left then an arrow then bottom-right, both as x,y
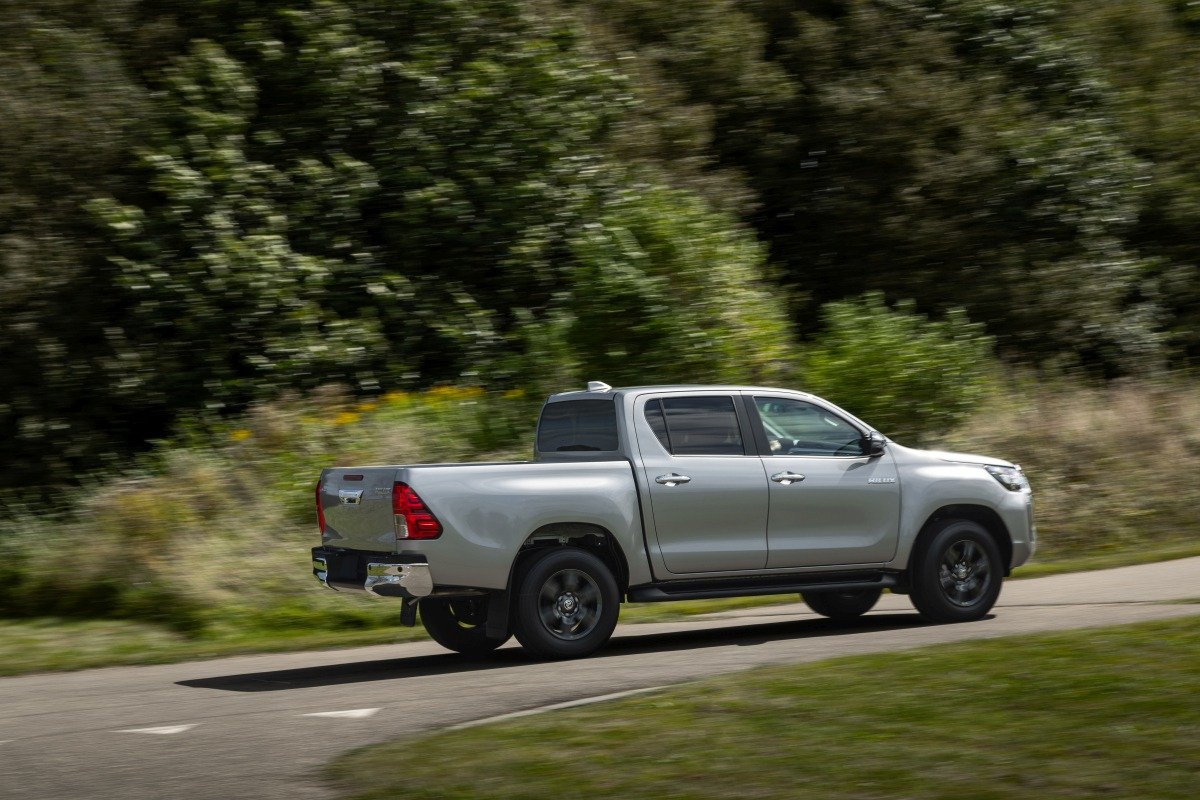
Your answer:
660,396 -> 745,456
754,397 -> 864,457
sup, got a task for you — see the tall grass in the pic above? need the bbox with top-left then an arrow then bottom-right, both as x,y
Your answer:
936,377 -> 1200,561
0,387 -> 537,634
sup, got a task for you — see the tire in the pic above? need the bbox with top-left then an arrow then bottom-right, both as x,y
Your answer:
420,596 -> 510,656
512,548 -> 620,660
908,519 -> 1003,623
802,588 -> 882,621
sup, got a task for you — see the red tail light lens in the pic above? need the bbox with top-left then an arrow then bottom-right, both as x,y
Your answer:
392,482 -> 442,539
315,480 -> 326,533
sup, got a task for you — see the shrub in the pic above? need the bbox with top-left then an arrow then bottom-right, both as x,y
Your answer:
801,292 -> 996,443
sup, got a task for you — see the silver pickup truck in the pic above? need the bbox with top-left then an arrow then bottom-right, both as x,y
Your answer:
313,382 -> 1035,659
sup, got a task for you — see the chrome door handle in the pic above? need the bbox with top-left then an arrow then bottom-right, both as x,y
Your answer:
655,473 -> 692,486
770,471 -> 806,485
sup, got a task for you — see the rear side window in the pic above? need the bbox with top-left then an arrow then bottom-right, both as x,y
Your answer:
537,399 -> 619,452
659,396 -> 745,455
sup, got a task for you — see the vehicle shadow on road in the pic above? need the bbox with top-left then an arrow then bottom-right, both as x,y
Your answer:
178,612 -> 948,693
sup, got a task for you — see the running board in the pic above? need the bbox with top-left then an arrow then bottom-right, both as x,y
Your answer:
627,573 -> 896,603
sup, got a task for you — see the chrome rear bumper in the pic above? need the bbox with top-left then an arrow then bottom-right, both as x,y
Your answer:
312,549 -> 434,598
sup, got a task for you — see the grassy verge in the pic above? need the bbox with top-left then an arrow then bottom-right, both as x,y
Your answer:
1012,541 -> 1200,579
330,616 -> 1200,800
7,549 -> 1200,677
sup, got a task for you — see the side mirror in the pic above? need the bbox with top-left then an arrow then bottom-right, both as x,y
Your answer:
863,431 -> 886,457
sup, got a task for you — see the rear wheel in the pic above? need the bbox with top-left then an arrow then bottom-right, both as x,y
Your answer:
512,548 -> 620,660
909,519 -> 1003,622
420,596 -> 509,656
801,588 -> 882,621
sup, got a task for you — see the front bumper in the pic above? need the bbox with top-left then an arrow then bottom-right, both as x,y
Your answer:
312,546 -> 433,598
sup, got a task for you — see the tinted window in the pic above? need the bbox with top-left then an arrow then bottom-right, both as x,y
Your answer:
755,397 -> 864,456
644,399 -> 672,451
661,396 -> 744,455
537,399 -> 619,452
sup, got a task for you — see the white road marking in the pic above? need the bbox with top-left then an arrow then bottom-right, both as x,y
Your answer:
302,707 -> 380,719
116,724 -> 198,735
446,686 -> 667,731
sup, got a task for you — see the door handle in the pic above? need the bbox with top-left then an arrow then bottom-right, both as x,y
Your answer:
655,473 -> 692,486
770,471 -> 806,485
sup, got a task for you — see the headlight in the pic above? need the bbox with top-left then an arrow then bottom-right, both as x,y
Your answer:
985,465 -> 1029,492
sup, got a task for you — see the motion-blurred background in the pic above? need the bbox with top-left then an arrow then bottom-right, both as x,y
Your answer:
1,0 -> 1198,671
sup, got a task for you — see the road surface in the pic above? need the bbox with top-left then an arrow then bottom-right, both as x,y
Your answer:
1,558 -> 1198,800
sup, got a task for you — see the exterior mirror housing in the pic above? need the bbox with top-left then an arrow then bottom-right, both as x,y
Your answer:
863,431 -> 886,457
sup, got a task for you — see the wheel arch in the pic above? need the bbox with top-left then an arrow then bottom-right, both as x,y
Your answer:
911,504 -> 1014,576
510,522 -> 631,594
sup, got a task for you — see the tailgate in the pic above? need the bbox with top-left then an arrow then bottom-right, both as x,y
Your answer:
318,467 -> 400,552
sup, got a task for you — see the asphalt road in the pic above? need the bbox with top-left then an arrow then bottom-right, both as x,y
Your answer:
2,557 -> 1198,800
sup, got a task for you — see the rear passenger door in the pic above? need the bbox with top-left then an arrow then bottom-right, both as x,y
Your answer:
636,394 -> 769,574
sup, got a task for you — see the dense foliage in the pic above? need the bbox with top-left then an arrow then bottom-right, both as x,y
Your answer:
3,0 -> 1199,488
802,293 -> 994,443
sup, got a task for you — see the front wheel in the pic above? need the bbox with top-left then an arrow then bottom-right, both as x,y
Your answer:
512,548 -> 620,660
802,588 -> 882,621
908,519 -> 1003,623
420,597 -> 510,656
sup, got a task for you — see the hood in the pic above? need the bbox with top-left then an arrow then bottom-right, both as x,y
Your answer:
922,449 -> 1016,469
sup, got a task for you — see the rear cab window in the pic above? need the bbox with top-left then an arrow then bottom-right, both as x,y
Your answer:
537,399 -> 619,453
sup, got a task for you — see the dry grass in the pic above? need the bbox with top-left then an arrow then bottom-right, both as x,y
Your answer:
938,377 -> 1200,561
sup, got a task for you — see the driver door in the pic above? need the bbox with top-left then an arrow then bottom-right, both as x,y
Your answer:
748,395 -> 901,568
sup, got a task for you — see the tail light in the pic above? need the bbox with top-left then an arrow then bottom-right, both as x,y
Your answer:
315,480 -> 326,533
392,482 -> 442,539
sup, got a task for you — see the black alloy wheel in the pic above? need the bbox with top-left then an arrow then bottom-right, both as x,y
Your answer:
420,596 -> 509,656
512,548 -> 620,659
801,588 -> 882,621
909,519 -> 1003,623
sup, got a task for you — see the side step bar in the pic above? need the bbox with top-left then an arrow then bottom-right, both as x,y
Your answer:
627,573 -> 896,603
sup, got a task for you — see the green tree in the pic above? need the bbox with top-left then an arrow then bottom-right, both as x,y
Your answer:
588,0 -> 1165,372
88,41 -> 384,412
560,184 -> 792,386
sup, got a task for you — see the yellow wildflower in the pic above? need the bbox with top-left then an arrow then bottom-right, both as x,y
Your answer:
229,429 -> 252,442
333,411 -> 360,426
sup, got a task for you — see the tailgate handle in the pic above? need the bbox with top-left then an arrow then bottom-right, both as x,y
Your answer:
338,489 -> 365,505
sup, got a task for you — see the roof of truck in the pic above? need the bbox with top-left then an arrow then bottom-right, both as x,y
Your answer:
546,383 -> 816,402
